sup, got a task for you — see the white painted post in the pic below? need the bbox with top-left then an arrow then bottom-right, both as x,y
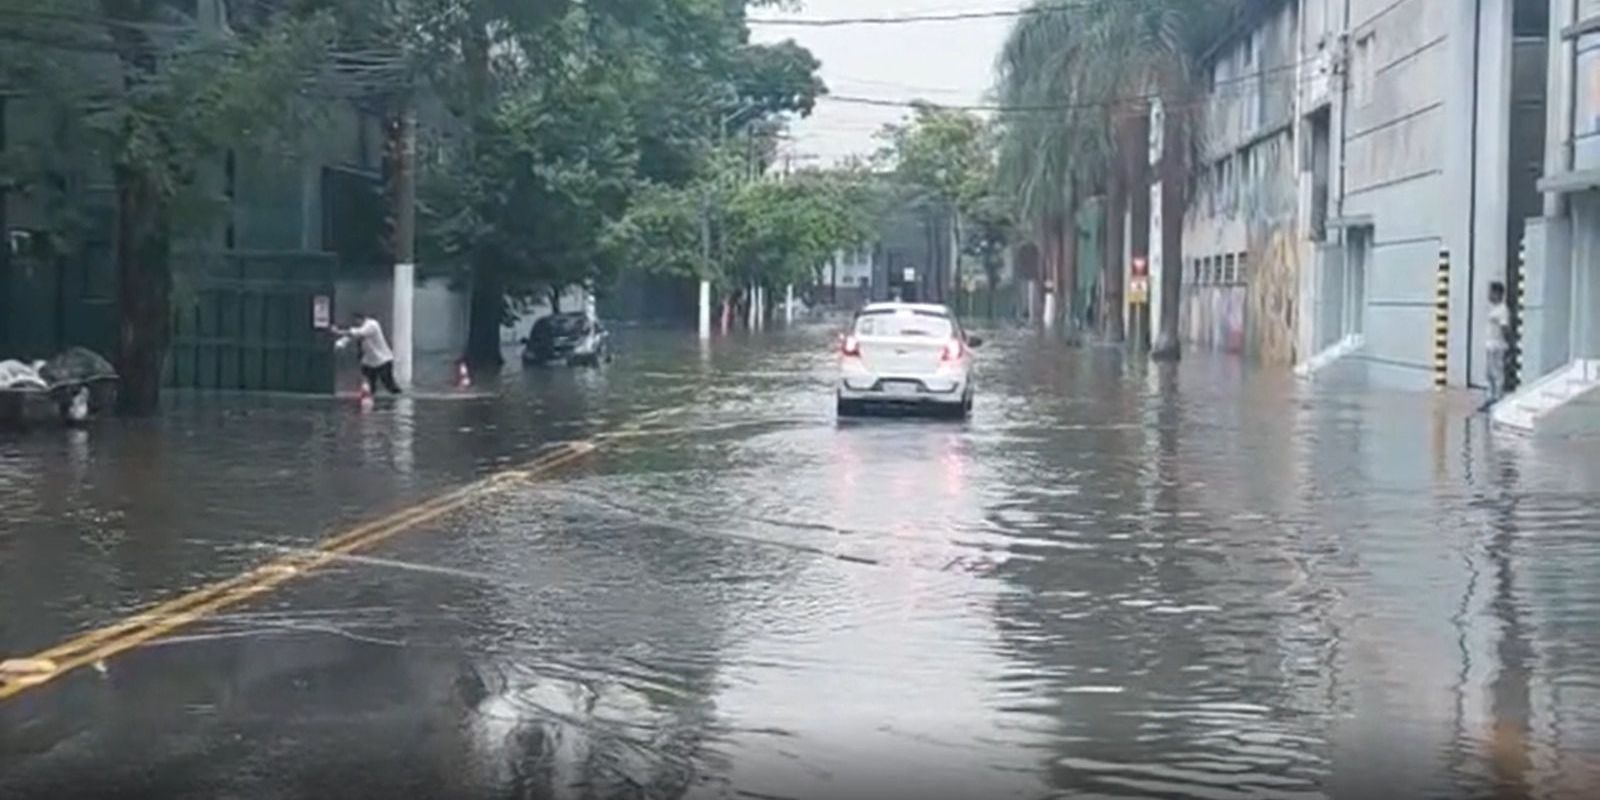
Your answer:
785,284 -> 795,324
698,279 -> 712,339
392,261 -> 415,389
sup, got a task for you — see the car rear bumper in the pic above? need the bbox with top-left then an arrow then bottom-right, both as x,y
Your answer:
837,375 -> 969,404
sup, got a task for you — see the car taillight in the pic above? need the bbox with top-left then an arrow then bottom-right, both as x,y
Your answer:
841,335 -> 861,357
941,338 -> 964,362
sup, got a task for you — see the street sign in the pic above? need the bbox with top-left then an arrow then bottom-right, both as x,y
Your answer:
902,267 -> 916,282
312,295 -> 332,329
1129,275 -> 1149,305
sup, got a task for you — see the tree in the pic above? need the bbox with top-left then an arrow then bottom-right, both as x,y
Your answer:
963,192 -> 1016,319
729,171 -> 874,294
876,104 -> 998,306
407,1 -> 825,368
0,0 -> 338,413
994,0 -> 1243,353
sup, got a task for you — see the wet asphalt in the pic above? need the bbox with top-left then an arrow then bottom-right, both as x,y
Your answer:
2,323 -> 1600,800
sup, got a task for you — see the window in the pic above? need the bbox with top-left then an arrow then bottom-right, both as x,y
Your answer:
1353,32 -> 1376,109
1223,253 -> 1237,284
854,311 -> 953,339
1576,38 -> 1600,137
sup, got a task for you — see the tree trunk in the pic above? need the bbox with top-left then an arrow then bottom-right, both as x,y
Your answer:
114,165 -> 171,415
1127,109 -> 1152,351
1151,93 -> 1187,362
460,19 -> 502,370
1042,215 -> 1063,327
1103,165 -> 1126,341
464,255 -> 504,368
950,208 -> 963,313
549,285 -> 562,314
985,256 -> 999,320
1061,195 -> 1079,331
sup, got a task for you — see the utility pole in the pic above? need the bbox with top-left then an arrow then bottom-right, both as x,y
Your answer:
389,96 -> 416,389
701,102 -> 760,339
699,193 -> 712,340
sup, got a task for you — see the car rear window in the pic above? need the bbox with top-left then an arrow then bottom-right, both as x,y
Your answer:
854,311 -> 953,339
536,315 -> 587,335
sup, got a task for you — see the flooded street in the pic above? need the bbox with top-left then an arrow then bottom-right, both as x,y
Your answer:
3,325 -> 1600,799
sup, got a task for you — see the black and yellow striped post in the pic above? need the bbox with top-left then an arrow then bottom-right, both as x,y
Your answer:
1434,248 -> 1450,389
1508,238 -> 1526,391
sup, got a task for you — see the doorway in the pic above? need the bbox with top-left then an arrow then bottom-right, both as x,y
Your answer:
1343,226 -> 1370,339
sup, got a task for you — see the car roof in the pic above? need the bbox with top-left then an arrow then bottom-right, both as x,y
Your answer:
859,302 -> 952,316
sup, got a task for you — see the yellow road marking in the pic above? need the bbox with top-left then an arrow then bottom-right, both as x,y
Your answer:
0,440 -> 598,702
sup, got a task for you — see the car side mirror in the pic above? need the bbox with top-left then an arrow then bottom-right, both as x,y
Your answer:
968,336 -> 985,348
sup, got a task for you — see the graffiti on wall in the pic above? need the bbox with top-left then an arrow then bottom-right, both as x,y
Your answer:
1181,127 -> 1301,366
1244,226 -> 1300,366
1183,285 -> 1246,353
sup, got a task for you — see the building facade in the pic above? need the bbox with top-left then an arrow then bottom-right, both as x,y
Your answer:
1511,0 -> 1600,433
822,243 -> 876,308
1184,0 -> 1304,365
1172,0 -> 1600,433
0,0 -> 391,394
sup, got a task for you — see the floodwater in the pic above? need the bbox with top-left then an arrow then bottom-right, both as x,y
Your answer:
2,325 -> 1600,800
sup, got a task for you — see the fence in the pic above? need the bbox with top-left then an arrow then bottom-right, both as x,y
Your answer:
166,251 -> 337,393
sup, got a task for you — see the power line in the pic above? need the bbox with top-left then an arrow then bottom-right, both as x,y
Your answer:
815,54 -> 1323,114
746,1 -> 1102,28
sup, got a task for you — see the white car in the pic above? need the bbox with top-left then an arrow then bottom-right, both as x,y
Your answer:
836,302 -> 982,418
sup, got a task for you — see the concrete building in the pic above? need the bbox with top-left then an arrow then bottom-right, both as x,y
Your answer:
1501,0 -> 1600,433
0,0 -> 392,394
822,243 -> 876,308
1284,0 -> 1547,392
1183,0 -> 1304,365
1311,0 -> 1548,395
1171,0 -> 1600,433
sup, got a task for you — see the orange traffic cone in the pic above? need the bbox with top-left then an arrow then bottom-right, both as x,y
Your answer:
358,379 -> 375,412
456,361 -> 472,390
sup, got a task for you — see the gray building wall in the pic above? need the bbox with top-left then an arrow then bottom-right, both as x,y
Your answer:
1181,0 -> 1548,392
1534,0 -> 1600,375
1338,0 -> 1462,387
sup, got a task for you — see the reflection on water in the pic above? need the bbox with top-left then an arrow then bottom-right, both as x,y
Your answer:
3,328 -> 1600,798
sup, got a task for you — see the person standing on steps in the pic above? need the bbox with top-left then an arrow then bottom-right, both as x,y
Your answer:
335,311 -> 401,395
1483,281 -> 1511,411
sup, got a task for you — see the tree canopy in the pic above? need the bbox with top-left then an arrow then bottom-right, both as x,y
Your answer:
0,0 -> 844,397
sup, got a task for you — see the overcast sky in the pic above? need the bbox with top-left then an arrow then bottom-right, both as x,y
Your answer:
748,0 -> 1029,167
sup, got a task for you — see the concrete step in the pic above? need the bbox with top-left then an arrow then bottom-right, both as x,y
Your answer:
1494,359 -> 1600,435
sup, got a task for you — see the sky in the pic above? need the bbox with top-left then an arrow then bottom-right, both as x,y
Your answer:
747,0 -> 1030,167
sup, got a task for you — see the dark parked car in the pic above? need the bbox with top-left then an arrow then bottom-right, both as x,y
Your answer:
522,313 -> 612,367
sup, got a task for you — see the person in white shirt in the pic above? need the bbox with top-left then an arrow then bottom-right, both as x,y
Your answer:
335,311 -> 401,394
1484,281 -> 1511,408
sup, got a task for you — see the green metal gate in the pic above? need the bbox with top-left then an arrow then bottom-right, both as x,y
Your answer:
166,251 -> 336,393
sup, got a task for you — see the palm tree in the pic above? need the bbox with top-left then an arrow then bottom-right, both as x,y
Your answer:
995,6 -> 1096,330
995,0 -> 1245,354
